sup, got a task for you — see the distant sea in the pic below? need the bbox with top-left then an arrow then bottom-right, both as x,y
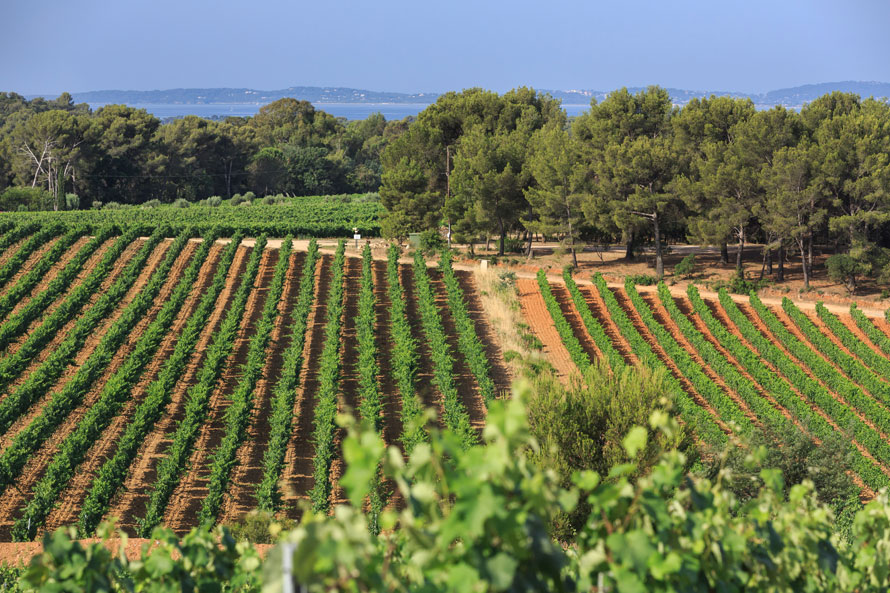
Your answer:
87,102 -> 592,121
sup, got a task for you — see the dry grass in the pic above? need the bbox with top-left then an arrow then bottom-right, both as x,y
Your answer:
474,268 -> 547,376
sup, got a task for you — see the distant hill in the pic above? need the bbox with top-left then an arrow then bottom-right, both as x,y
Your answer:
52,81 -> 890,111
66,87 -> 438,105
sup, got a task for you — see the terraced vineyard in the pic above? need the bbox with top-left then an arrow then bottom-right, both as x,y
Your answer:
0,223 -> 510,541
523,271 -> 890,494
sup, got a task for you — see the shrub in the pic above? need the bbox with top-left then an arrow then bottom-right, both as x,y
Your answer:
206,196 -> 222,207
142,199 -> 162,209
527,361 -> 689,541
172,198 -> 190,208
0,186 -> 53,211
102,201 -> 123,210
711,274 -> 768,294
64,193 -> 79,210
674,253 -> 696,278
419,229 -> 444,253
826,253 -> 868,293
229,194 -> 249,206
625,273 -> 658,286
503,236 -> 524,254
225,510 -> 297,544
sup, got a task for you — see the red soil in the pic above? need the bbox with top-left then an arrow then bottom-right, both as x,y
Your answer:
330,255 -> 362,506
609,286 -> 731,435
398,264 -> 446,424
516,277 -> 579,382
278,254 -> 333,520
163,248 -> 277,534
43,244 -> 225,533
578,285 -> 639,366
219,251 -> 304,525
372,260 -> 403,449
0,241 -> 191,538
550,282 -> 602,365
0,235 -> 61,299
108,244 -> 251,534
641,291 -> 759,427
429,269 -> 487,431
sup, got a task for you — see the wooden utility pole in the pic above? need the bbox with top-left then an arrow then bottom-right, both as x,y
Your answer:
445,145 -> 452,248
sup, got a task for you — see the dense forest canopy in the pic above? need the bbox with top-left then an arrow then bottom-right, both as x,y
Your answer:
381,86 -> 890,289
2,86 -> 889,288
0,91 -> 407,207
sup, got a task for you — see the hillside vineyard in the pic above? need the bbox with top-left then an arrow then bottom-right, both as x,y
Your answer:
524,269 -> 890,494
0,223 -> 509,541
1,222 -> 890,539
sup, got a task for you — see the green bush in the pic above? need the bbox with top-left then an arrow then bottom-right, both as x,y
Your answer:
826,253 -> 868,293
625,273 -> 658,286
64,193 -> 79,210
674,253 -> 696,277
418,229 -> 444,253
172,198 -> 190,208
0,186 -> 53,211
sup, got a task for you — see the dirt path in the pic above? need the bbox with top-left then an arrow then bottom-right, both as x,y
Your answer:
550,282 -> 601,365
516,277 -> 578,382
0,241 -> 192,538
0,236 -> 61,300
43,244 -> 224,533
399,265 -> 445,425
219,251 -> 304,525
279,254 -> 332,520
163,249 -> 277,534
108,245 -> 251,534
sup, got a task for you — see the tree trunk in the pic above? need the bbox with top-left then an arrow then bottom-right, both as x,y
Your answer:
759,247 -> 768,281
654,215 -> 664,281
777,245 -> 785,282
799,240 -> 809,290
720,243 -> 729,265
525,230 -> 533,259
498,224 -> 506,256
624,232 -> 635,261
766,248 -> 773,275
735,230 -> 745,277
807,235 -> 814,277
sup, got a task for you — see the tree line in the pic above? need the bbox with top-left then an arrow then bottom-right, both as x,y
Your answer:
381,86 -> 890,289
0,92 -> 407,208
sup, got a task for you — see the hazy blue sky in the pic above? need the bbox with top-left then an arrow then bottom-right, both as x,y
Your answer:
3,0 -> 889,96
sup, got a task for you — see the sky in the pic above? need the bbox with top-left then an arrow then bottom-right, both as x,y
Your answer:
3,0 -> 890,96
